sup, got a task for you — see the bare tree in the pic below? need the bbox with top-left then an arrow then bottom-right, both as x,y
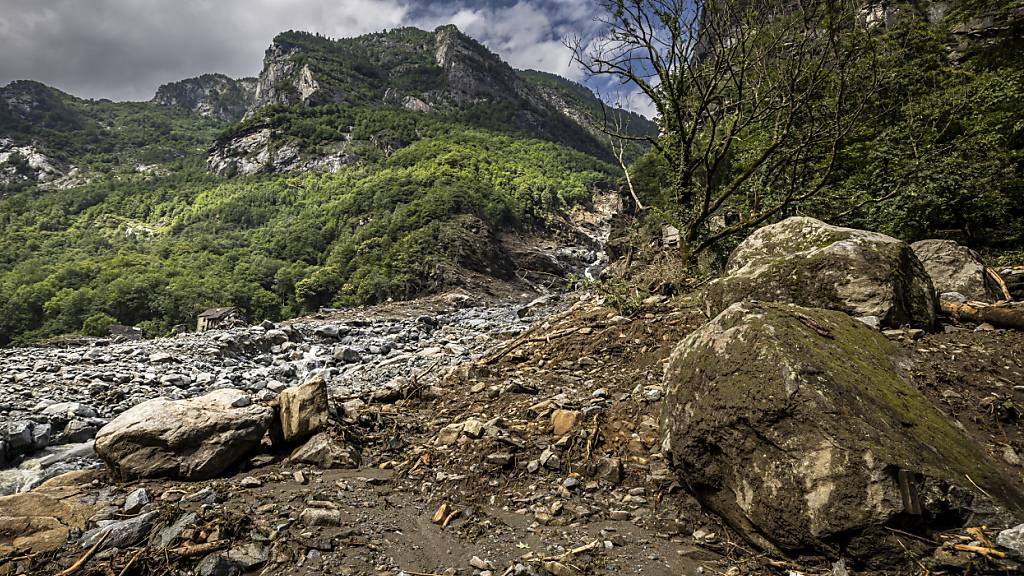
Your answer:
573,0 -> 877,259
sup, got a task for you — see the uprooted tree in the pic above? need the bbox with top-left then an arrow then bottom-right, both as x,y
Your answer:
573,0 -> 878,260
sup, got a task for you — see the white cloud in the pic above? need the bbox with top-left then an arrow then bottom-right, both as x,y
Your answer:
0,0 -> 651,116
0,0 -> 410,100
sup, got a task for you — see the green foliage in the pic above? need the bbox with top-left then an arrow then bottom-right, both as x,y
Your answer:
0,81 -> 226,170
0,128 -> 611,345
629,11 -> 1024,254
811,17 -> 1024,247
81,312 -> 117,337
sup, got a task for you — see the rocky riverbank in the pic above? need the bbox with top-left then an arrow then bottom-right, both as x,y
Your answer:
0,292 -> 546,495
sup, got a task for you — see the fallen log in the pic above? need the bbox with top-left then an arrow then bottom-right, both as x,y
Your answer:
940,301 -> 1024,330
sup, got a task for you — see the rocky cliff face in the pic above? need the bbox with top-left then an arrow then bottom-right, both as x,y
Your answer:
153,74 -> 257,122
249,43 -> 322,112
209,26 -> 642,177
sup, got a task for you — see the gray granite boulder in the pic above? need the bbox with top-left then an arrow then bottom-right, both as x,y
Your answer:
95,389 -> 272,480
911,239 -> 1003,303
703,217 -> 937,328
663,301 -> 1023,564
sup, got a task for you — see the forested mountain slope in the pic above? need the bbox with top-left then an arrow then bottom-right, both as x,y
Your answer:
0,25 -> 639,345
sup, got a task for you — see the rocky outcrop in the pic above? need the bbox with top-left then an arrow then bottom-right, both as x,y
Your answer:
94,389 -> 272,480
152,74 -> 257,122
663,301 -> 1024,564
0,137 -> 73,185
703,217 -> 937,328
249,43 -> 325,114
206,127 -> 355,177
433,25 -> 528,106
911,239 -> 1003,303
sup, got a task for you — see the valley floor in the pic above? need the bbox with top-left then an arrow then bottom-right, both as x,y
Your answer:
1,290 -> 1023,575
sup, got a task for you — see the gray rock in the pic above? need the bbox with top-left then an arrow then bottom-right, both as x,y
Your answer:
4,420 -> 50,457
333,346 -> 362,364
80,511 -> 158,550
996,523 -> 1024,557
703,217 -> 936,329
42,402 -> 97,421
58,419 -> 99,444
225,542 -> 269,570
124,488 -> 149,514
183,487 -> 218,504
939,291 -> 968,304
196,553 -> 241,576
94,389 -> 272,480
299,507 -> 342,527
662,301 -> 1024,563
289,432 -> 357,469
912,239 -> 1003,303
855,316 -> 881,330
152,512 -> 199,548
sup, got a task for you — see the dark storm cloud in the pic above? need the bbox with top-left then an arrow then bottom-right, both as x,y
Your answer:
0,0 -> 653,116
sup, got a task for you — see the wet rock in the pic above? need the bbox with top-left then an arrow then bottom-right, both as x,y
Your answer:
277,374 -> 329,442
703,217 -> 936,329
912,239 -> 1003,303
95,389 -> 272,480
663,301 -> 1024,563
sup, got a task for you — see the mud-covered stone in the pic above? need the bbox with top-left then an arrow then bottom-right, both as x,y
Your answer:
0,481 -> 95,554
662,301 -> 1024,564
703,217 -> 936,328
911,239 -> 1003,303
94,389 -> 272,480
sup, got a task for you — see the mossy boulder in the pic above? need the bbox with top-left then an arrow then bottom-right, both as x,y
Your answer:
662,301 -> 1023,565
911,239 -> 1003,303
703,217 -> 936,329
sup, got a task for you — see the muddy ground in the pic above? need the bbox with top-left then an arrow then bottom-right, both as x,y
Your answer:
2,292 -> 1023,576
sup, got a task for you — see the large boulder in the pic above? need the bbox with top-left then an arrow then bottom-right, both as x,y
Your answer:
662,301 -> 1024,564
911,239 -> 1003,303
94,389 -> 272,480
703,217 -> 936,328
277,375 -> 329,443
0,472 -> 96,554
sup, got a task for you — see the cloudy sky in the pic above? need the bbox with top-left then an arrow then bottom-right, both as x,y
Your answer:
0,0 -> 651,114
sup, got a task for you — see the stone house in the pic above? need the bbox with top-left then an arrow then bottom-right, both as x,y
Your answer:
196,307 -> 245,332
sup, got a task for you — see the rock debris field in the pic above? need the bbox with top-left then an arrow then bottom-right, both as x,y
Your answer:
1,294 -> 533,495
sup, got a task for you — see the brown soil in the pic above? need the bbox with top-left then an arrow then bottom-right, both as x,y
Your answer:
5,295 -> 1024,576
